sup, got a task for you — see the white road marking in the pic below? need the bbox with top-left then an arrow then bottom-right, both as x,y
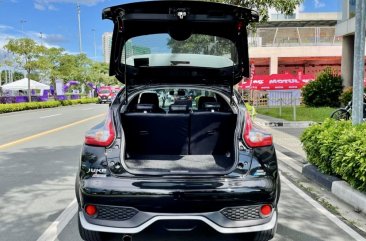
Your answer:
281,174 -> 366,241
40,114 -> 61,119
36,199 -> 78,241
81,108 -> 93,111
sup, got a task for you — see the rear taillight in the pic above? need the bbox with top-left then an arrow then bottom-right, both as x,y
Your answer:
85,111 -> 115,147
243,112 -> 272,148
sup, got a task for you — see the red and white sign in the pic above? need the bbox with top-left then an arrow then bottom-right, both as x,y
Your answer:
239,72 -> 315,90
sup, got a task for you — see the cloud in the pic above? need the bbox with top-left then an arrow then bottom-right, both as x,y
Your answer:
33,0 -> 106,11
44,34 -> 67,44
298,3 -> 305,12
34,3 -> 46,10
314,0 -> 325,8
0,25 -> 16,49
25,31 -> 66,48
0,25 -> 13,31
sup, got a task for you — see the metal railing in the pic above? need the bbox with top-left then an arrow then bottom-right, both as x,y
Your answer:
248,27 -> 342,47
242,93 -> 303,121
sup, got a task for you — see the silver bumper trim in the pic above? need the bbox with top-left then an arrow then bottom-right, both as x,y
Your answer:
79,211 -> 277,234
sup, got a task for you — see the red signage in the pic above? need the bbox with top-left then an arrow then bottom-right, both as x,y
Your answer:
239,72 -> 315,90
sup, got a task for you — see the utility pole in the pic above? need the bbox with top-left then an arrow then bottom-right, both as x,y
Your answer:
40,32 -> 43,46
92,29 -> 97,59
77,2 -> 83,53
20,19 -> 26,36
352,0 -> 366,125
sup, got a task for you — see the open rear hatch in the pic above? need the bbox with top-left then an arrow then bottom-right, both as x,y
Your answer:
103,0 -> 258,87
103,1 -> 258,175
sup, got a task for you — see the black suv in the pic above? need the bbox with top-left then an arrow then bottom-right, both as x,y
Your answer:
76,1 -> 280,241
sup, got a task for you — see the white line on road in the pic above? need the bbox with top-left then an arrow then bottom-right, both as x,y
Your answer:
81,108 -> 93,111
40,114 -> 62,119
36,199 -> 78,241
281,174 -> 366,241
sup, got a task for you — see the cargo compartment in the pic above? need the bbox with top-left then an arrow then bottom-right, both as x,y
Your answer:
121,111 -> 237,174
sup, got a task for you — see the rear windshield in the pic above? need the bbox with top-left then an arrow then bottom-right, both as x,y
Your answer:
99,89 -> 111,94
121,34 -> 238,68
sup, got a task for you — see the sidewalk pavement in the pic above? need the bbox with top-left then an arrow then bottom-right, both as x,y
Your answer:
255,114 -> 366,215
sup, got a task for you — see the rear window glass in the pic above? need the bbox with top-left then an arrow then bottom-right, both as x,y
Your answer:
121,34 -> 238,68
99,89 -> 111,94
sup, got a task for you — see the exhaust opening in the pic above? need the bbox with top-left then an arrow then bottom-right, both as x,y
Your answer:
122,234 -> 132,241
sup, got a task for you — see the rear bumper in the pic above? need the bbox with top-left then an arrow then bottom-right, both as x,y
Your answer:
98,99 -> 111,103
79,175 -> 279,213
79,210 -> 277,234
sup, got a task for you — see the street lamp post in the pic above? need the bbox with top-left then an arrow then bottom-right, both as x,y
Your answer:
40,32 -> 43,46
92,29 -> 97,59
352,0 -> 366,125
20,19 -> 26,36
77,2 -> 82,53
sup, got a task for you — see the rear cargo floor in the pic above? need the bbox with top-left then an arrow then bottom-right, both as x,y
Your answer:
125,155 -> 233,173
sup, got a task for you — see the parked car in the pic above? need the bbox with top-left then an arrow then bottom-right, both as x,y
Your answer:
97,86 -> 122,104
76,1 -> 280,241
97,86 -> 114,104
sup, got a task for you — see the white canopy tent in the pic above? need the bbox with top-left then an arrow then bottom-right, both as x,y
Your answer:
1,78 -> 50,91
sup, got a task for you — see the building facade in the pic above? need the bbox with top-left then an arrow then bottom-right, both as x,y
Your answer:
249,11 -> 342,77
103,33 -> 151,64
102,32 -> 112,64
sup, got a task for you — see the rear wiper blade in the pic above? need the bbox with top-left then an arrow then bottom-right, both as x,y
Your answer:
171,60 -> 190,66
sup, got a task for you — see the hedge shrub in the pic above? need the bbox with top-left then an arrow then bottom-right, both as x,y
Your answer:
0,98 -> 98,114
301,119 -> 366,192
302,67 -> 343,107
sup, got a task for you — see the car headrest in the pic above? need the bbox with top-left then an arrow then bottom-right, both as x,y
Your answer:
140,92 -> 159,106
203,102 -> 221,112
135,104 -> 155,113
169,104 -> 189,113
197,96 -> 216,110
177,89 -> 185,96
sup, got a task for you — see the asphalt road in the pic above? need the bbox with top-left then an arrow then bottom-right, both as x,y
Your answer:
0,105 -> 363,241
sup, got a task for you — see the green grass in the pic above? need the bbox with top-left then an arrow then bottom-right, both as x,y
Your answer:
256,106 -> 337,122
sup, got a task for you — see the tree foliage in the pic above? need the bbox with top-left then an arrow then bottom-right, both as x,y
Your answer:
211,0 -> 303,22
4,38 -> 45,76
168,35 -> 235,57
2,37 -> 119,93
4,38 -> 45,101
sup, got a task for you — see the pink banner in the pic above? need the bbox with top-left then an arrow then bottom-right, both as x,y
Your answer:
239,72 -> 315,90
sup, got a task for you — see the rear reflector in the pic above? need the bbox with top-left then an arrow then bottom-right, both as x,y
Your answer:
85,204 -> 97,217
260,204 -> 272,217
85,111 -> 116,147
243,112 -> 273,148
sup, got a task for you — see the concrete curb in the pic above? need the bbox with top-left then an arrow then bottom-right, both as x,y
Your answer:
332,181 -> 366,214
277,150 -> 366,214
302,164 -> 340,191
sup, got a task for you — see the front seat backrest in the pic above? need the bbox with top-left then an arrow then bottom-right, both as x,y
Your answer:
197,96 -> 216,110
140,92 -> 159,106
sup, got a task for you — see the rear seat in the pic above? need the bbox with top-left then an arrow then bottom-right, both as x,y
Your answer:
122,102 -> 236,156
169,104 -> 190,113
190,111 -> 236,155
122,112 -> 189,155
